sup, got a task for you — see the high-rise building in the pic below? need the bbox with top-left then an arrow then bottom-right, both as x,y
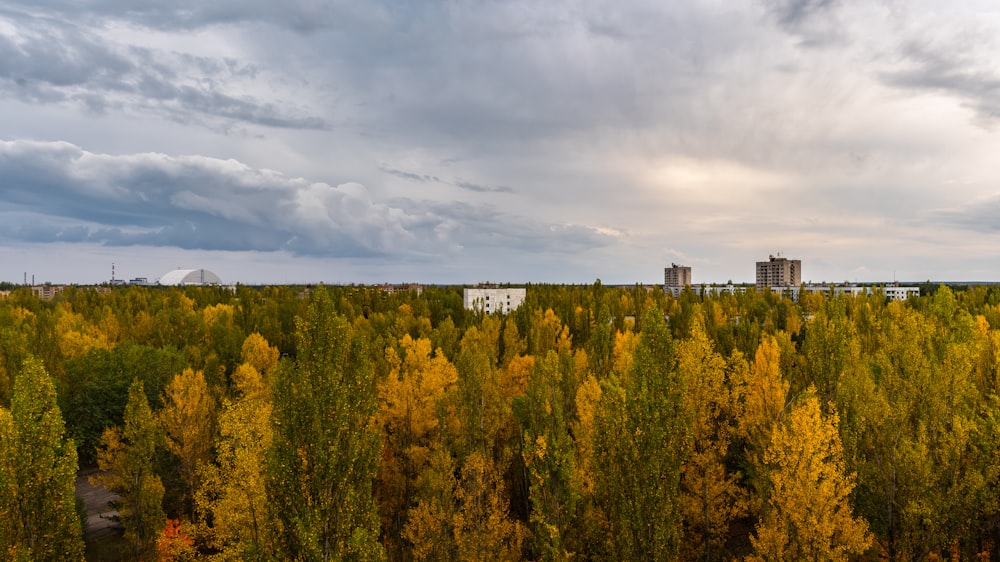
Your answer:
756,255 -> 801,290
664,263 -> 692,288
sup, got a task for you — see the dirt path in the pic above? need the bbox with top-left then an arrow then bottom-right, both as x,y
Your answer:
76,468 -> 123,561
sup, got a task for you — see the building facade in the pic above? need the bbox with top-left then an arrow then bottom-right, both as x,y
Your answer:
884,285 -> 920,301
664,263 -> 692,289
376,283 -> 424,296
770,283 -> 919,301
31,285 -> 65,300
463,287 -> 526,314
756,255 -> 801,290
666,283 -> 751,298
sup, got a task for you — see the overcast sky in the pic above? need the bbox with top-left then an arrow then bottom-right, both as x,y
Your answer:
2,0 -> 999,285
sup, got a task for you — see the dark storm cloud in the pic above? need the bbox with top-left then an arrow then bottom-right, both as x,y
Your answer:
379,166 -> 514,194
883,41 -> 1000,123
928,194 -> 1000,233
391,199 -> 617,254
764,0 -> 838,29
0,13 -> 328,130
760,0 -> 843,46
454,181 -> 514,194
0,140 -> 615,257
0,0 -> 359,32
4,1 -> 760,160
379,166 -> 441,184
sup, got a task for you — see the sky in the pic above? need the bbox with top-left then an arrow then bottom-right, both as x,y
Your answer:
1,0 -> 1000,286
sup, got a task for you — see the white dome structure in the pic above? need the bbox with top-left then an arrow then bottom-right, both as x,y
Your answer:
158,269 -> 223,286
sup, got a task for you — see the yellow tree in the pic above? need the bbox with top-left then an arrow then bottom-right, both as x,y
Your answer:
677,314 -> 745,561
748,388 -> 871,562
452,451 -> 527,562
196,362 -> 275,559
611,329 -> 638,380
573,374 -> 601,500
377,335 -> 459,558
160,368 -> 216,522
239,333 -> 279,383
529,309 -> 565,357
737,335 -> 790,511
55,305 -> 112,360
403,448 -> 459,562
499,355 -> 534,399
571,373 -> 604,556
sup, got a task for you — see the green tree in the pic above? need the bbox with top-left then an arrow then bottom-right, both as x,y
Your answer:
595,309 -> 688,560
0,356 -> 84,561
267,290 -> 385,561
403,448 -> 459,562
515,350 -> 578,560
452,318 -> 517,466
94,379 -> 166,562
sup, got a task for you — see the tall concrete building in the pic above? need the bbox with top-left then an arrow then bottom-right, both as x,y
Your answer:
664,263 -> 692,288
756,255 -> 801,290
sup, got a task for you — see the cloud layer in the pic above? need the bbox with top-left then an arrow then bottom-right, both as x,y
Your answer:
0,140 -> 616,259
1,1 -> 1000,284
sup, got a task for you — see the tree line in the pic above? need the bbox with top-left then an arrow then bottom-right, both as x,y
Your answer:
2,281 -> 1000,560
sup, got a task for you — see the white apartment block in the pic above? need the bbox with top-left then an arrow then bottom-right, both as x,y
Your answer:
770,284 -> 919,301
756,255 -> 802,290
884,285 -> 920,301
665,284 -> 750,298
463,287 -> 526,314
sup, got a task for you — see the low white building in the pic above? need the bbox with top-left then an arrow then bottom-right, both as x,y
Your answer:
463,287 -> 526,314
667,282 -> 920,301
666,284 -> 750,298
771,284 -> 919,301
884,285 -> 920,301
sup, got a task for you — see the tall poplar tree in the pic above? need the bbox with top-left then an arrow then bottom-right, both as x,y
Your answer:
267,290 -> 385,561
677,314 -> 745,561
160,368 -> 216,522
196,362 -> 275,559
94,379 -> 166,562
595,309 -> 688,560
0,356 -> 84,561
515,350 -> 578,560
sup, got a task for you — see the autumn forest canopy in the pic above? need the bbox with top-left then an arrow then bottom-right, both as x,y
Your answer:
3,281 -> 1000,561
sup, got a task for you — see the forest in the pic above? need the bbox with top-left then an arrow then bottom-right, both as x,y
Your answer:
2,280 -> 1000,561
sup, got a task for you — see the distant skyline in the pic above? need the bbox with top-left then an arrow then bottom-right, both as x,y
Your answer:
2,1 -> 1000,285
